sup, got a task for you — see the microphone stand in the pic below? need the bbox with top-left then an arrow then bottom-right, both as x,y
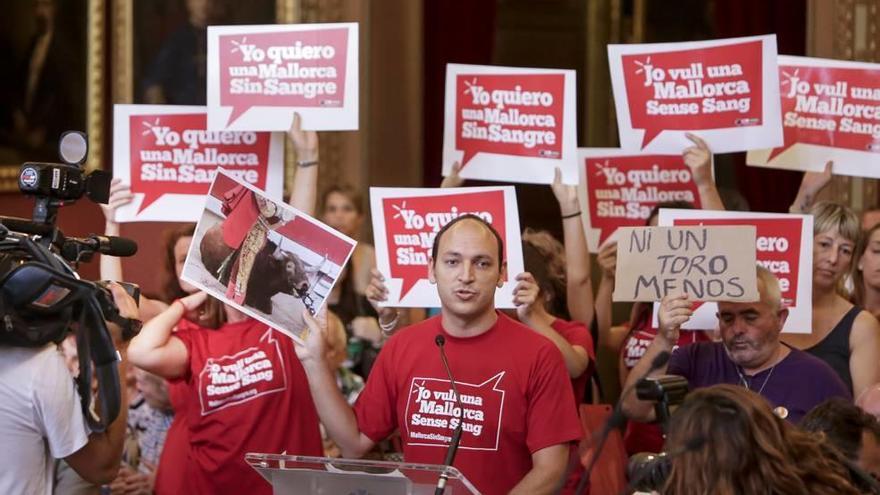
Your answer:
434,335 -> 464,495
571,351 -> 671,495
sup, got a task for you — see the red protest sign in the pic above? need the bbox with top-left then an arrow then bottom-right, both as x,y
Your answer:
655,209 -> 813,334
455,73 -> 565,167
207,23 -> 358,131
113,105 -> 283,223
579,151 -> 701,252
381,190 -> 507,301
747,56 -> 880,177
219,28 -> 348,126
443,64 -> 579,185
609,36 -> 782,154
370,187 -> 525,308
674,217 -> 803,308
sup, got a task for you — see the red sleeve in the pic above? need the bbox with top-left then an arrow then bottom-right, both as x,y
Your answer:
551,319 -> 595,359
352,338 -> 399,443
169,322 -> 195,383
526,343 -> 584,453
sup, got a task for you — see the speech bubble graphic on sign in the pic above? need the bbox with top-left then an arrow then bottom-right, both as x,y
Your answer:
443,64 -> 578,185
113,104 -> 284,222
404,372 -> 506,450
654,208 -> 814,334
207,23 -> 358,131
577,148 -> 701,252
608,35 -> 782,154
747,56 -> 880,178
370,186 -> 524,308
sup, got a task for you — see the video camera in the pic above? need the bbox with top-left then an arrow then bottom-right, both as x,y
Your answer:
626,374 -> 690,492
0,132 -> 140,433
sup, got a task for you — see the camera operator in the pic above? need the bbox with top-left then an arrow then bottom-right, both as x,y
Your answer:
621,266 -> 850,425
0,283 -> 137,494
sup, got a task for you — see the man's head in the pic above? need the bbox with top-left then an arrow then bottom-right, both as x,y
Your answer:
428,215 -> 506,324
716,266 -> 788,371
802,398 -> 880,480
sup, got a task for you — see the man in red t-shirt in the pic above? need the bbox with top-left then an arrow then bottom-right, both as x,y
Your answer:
297,215 -> 583,495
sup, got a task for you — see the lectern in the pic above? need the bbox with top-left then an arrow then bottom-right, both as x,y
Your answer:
245,453 -> 481,494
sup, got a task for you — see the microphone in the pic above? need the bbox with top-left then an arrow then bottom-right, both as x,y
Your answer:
63,235 -> 138,259
434,334 -> 464,495
571,350 -> 671,495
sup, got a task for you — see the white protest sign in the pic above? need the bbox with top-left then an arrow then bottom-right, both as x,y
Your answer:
112,104 -> 284,222
442,63 -> 578,185
577,148 -> 702,252
655,208 -> 814,334
207,23 -> 358,131
608,35 -> 782,154
747,55 -> 880,177
370,186 -> 524,308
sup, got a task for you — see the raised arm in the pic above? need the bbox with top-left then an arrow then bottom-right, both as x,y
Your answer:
98,179 -> 168,320
850,310 -> 880,398
364,268 -> 405,336
64,284 -> 138,484
297,310 -> 376,458
683,133 -> 724,211
99,178 -> 135,282
789,161 -> 833,214
551,167 -> 594,326
127,291 -> 206,379
287,113 -> 320,215
514,272 -> 590,378
440,161 -> 464,188
620,293 -> 691,422
594,241 -> 617,347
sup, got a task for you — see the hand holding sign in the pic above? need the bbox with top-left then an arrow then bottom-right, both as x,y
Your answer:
657,293 -> 693,343
682,133 -> 713,185
513,272 -> 550,326
288,112 -> 319,163
613,226 -> 758,302
100,178 -> 135,225
790,160 -> 833,213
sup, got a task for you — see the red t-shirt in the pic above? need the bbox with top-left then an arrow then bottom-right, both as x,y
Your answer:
551,318 -> 595,405
175,318 -> 322,494
550,319 -> 594,494
154,321 -> 195,495
621,322 -> 710,455
353,313 -> 583,495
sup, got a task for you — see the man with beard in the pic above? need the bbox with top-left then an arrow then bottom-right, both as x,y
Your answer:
622,266 -> 849,424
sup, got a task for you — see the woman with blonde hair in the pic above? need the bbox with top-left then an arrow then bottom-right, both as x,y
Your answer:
783,199 -> 880,397
661,384 -> 861,495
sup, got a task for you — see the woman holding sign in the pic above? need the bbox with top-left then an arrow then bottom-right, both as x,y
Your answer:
782,200 -> 880,398
117,119 -> 328,495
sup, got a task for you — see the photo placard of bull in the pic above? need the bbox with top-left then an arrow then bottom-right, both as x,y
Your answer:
183,169 -> 358,343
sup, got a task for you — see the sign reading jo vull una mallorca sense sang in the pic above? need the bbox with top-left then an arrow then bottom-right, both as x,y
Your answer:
608,35 -> 783,154
748,55 -> 880,178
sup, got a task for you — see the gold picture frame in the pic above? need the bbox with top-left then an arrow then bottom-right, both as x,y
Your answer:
110,0 -> 299,188
0,0 -> 105,191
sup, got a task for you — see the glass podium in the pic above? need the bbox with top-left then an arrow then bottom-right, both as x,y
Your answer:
245,453 -> 481,495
